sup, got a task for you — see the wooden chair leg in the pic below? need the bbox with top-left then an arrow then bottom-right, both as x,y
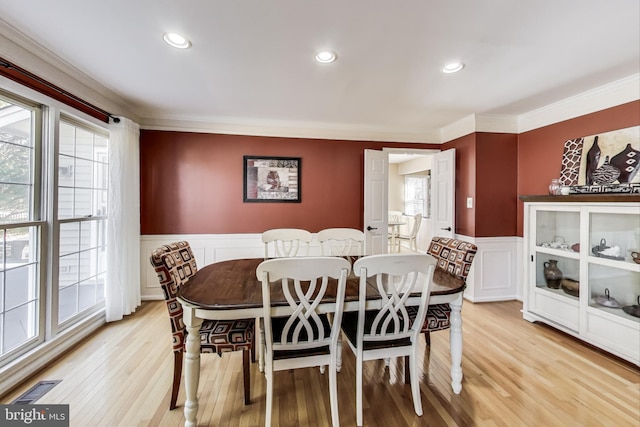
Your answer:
424,331 -> 431,346
251,331 -> 256,363
170,350 -> 183,410
243,349 -> 251,405
404,355 -> 410,385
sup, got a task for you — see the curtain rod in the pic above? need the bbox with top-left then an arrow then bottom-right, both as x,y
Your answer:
0,57 -> 120,123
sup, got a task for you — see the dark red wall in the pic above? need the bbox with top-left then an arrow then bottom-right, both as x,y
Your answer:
140,131 -> 439,234
516,100 -> 640,235
442,132 -> 518,237
443,134 -> 476,236
140,100 -> 639,237
476,133 -> 519,237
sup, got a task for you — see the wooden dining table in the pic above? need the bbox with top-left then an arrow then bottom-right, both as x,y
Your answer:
176,257 -> 466,427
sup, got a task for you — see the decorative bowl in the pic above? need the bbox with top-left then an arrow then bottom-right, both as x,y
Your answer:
560,278 -> 579,297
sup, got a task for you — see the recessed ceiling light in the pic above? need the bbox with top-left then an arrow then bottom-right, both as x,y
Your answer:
442,62 -> 464,73
163,32 -> 191,49
315,50 -> 337,63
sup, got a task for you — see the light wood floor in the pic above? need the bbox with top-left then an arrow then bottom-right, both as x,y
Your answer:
2,300 -> 639,426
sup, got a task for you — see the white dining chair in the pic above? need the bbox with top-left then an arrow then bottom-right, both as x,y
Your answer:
316,227 -> 365,372
341,253 -> 436,426
257,256 -> 351,427
317,228 -> 366,258
396,213 -> 422,252
262,228 -> 312,258
258,228 -> 313,372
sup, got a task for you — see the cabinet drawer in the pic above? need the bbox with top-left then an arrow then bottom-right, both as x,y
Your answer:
532,290 -> 579,331
584,311 -> 640,363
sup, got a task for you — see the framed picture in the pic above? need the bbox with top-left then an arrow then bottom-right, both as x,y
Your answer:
243,156 -> 301,202
559,126 -> 640,194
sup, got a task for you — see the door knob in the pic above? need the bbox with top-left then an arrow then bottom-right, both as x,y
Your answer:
441,227 -> 452,231
366,226 -> 378,231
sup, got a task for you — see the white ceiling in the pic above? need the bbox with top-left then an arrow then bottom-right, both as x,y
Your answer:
0,0 -> 638,142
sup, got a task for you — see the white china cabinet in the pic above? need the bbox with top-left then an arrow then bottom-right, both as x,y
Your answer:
521,195 -> 640,366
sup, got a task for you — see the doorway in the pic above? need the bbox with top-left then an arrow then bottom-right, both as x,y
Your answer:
386,149 -> 437,252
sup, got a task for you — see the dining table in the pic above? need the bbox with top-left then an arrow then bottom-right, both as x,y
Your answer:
387,221 -> 406,252
176,257 -> 466,427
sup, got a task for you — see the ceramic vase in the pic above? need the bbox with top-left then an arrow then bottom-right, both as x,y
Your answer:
585,136 -> 601,185
592,156 -> 621,185
543,259 -> 563,289
610,143 -> 640,183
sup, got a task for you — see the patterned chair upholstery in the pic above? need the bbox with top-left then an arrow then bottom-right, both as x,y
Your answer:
150,241 -> 255,409
423,237 -> 477,335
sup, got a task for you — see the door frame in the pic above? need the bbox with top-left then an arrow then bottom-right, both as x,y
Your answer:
363,147 -> 441,254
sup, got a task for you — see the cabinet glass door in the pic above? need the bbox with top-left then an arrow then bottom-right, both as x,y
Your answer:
589,211 -> 640,265
588,209 -> 640,323
533,209 -> 581,300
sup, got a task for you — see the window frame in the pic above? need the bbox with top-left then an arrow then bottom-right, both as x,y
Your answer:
55,115 -> 109,330
403,173 -> 430,219
0,82 -> 109,369
0,89 -> 46,363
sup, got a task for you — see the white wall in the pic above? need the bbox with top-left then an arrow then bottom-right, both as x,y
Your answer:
388,163 -> 404,212
397,156 -> 433,175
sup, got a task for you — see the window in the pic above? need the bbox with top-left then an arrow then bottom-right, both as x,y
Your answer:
0,93 -> 44,359
57,119 -> 108,325
0,89 -> 109,367
404,174 -> 430,218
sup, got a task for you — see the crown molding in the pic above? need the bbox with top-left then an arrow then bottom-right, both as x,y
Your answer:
438,75 -> 639,143
517,74 -> 640,133
140,115 -> 441,143
0,18 -> 138,122
476,115 -> 519,133
439,114 -> 520,143
439,114 -> 477,142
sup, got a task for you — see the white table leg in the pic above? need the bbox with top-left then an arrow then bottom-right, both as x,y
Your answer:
449,295 -> 463,394
183,306 -> 203,427
389,225 -> 398,253
391,228 -> 396,252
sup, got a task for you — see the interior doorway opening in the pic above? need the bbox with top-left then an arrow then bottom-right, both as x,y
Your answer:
385,148 -> 439,253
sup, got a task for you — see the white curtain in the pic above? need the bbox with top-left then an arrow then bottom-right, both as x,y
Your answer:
106,117 -> 141,322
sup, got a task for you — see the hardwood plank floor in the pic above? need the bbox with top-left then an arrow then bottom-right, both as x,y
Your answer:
2,300 -> 638,426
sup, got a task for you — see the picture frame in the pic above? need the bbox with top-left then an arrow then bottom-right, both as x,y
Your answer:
559,126 -> 640,194
243,156 -> 301,203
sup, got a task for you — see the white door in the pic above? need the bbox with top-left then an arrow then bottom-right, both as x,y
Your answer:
431,148 -> 456,238
363,149 -> 388,255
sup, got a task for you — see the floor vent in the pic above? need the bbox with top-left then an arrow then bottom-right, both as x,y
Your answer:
11,380 -> 62,404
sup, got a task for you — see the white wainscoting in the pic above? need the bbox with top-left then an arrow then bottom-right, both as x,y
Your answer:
458,235 -> 524,303
140,234 -> 325,300
141,233 -> 524,302
456,235 -> 522,302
